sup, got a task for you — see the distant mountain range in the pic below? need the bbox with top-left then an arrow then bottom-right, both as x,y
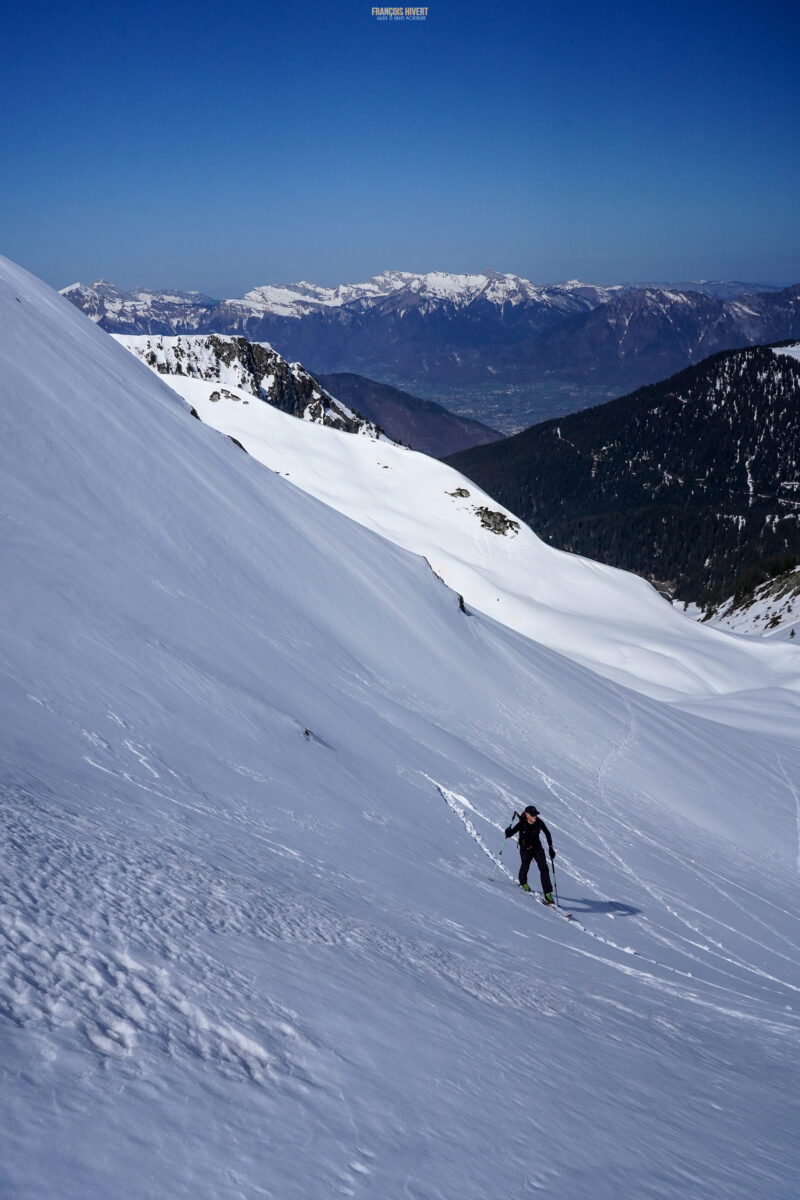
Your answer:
62,270 -> 621,329
63,272 -> 799,431
447,343 -> 800,603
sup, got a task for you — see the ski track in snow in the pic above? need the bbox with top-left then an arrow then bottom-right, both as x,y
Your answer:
66,705 -> 309,863
533,752 -> 800,960
537,768 -> 800,998
510,706 -> 800,989
427,775 -> 800,1034
777,753 -> 800,877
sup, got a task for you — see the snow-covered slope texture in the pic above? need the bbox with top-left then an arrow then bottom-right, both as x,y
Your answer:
3,255 -> 800,1200
139,368 -> 800,720
114,333 -> 381,435
773,341 -> 800,364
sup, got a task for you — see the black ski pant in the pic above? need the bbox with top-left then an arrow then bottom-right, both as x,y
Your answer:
519,843 -> 552,894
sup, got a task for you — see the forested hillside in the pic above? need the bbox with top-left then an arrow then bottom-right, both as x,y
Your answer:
447,345 -> 800,602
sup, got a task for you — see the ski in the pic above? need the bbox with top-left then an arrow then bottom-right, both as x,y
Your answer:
517,883 -> 573,919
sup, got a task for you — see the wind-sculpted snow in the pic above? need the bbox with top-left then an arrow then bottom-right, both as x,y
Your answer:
2,255 -> 799,1200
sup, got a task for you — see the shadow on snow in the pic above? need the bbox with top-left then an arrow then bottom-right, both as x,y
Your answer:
559,898 -> 641,917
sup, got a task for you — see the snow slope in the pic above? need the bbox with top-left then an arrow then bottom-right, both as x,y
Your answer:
2,256 -> 800,1200
680,569 -> 800,641
135,370 -> 800,720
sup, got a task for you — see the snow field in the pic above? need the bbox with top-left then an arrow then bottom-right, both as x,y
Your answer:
1,254 -> 799,1199
152,371 -> 800,717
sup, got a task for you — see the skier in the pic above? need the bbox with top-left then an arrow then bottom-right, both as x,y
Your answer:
505,806 -> 556,903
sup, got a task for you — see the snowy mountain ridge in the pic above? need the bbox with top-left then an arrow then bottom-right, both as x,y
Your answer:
124,338 -> 800,720
61,279 -> 218,331
62,272 -> 782,327
114,334 -> 383,436
63,274 -> 800,433
63,269 -> 623,325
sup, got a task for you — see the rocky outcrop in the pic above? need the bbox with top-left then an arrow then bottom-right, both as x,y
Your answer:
114,334 -> 381,435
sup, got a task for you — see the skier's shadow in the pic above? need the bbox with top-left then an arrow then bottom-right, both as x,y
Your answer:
561,897 -> 640,916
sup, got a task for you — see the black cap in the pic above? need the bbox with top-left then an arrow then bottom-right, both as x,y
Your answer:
524,805 -> 539,816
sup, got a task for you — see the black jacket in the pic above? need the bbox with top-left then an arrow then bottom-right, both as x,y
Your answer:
506,816 -> 554,855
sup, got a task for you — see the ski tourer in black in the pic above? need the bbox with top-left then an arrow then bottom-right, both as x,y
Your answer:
505,806 -> 555,899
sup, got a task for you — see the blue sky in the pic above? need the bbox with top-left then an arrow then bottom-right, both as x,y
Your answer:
1,0 -> 798,294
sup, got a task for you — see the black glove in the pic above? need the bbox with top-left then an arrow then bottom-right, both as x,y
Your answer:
549,848 -> 556,860
504,826 -> 514,838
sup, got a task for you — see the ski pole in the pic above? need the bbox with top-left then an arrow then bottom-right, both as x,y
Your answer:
552,860 -> 559,907
489,839 -> 506,881
490,811 -> 518,880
